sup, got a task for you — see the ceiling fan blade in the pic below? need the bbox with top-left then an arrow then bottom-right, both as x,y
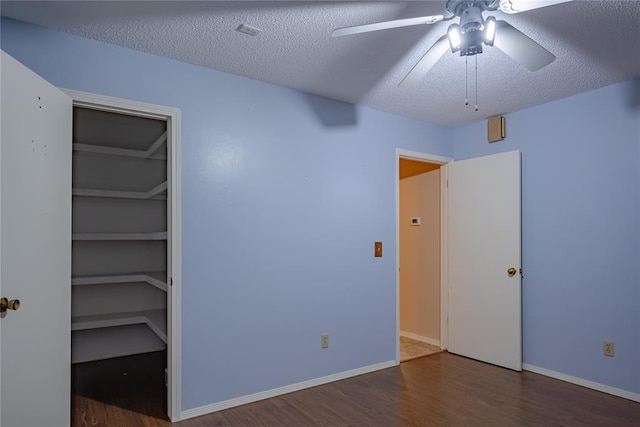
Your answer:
493,21 -> 555,71
332,15 -> 444,37
399,35 -> 449,87
499,0 -> 572,14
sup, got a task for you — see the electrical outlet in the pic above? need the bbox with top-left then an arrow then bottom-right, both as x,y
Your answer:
603,341 -> 615,357
321,334 -> 329,349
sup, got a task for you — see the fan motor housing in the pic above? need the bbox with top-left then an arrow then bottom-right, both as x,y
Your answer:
445,0 -> 499,16
460,6 -> 484,32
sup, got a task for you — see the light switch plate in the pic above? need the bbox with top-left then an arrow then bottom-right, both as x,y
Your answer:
375,242 -> 382,257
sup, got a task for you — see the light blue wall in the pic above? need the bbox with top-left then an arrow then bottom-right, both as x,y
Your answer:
454,80 -> 640,395
5,14 -> 637,409
1,18 -> 453,409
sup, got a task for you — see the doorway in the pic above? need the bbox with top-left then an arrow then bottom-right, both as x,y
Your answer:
396,149 -> 452,363
396,149 -> 523,370
65,89 -> 182,421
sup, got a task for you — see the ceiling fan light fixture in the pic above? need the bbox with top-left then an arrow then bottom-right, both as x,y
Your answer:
484,16 -> 496,45
448,23 -> 462,53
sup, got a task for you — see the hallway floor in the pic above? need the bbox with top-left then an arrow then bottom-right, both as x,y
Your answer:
399,336 -> 442,362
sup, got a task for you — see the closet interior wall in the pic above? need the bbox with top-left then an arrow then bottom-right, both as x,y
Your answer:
71,107 -> 168,364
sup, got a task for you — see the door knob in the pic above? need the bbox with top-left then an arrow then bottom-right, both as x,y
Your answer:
507,267 -> 517,277
0,297 -> 20,313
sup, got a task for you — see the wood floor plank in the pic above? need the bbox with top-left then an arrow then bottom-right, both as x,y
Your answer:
72,351 -> 640,426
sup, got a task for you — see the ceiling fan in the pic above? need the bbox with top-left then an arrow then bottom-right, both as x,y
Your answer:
332,0 -> 572,87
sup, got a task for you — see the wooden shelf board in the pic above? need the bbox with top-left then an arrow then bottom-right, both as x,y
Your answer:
72,231 -> 167,241
71,324 -> 165,364
72,309 -> 167,344
72,271 -> 167,292
145,271 -> 168,290
73,144 -> 167,160
73,130 -> 168,160
72,181 -> 167,200
72,311 -> 146,331
144,309 -> 167,343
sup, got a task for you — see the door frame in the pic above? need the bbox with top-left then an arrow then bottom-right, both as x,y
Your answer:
395,149 -> 452,363
63,89 -> 183,421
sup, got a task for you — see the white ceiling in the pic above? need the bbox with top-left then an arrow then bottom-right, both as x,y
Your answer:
2,1 -> 639,127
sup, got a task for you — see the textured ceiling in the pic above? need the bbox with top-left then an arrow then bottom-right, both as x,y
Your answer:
2,1 -> 639,127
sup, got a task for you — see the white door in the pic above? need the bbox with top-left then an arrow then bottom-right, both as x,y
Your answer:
1,51 -> 72,426
445,150 -> 522,371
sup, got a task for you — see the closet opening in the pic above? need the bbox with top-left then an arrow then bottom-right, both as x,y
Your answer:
70,105 -> 172,420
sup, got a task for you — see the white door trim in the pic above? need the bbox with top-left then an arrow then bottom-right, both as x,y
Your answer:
395,149 -> 452,363
62,89 -> 183,421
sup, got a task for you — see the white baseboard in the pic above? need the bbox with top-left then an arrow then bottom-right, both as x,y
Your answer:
180,360 -> 397,421
399,330 -> 441,348
523,363 -> 640,403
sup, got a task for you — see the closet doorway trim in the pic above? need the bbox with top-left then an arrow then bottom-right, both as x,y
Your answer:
63,88 -> 183,422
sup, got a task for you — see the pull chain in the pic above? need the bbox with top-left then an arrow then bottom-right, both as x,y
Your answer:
465,56 -> 469,106
464,55 -> 479,111
475,55 -> 479,111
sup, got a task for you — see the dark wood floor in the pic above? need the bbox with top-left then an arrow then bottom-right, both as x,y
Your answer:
72,351 -> 169,424
72,351 -> 640,426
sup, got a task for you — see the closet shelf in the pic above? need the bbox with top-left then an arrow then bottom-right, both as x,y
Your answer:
72,309 -> 167,344
72,324 -> 165,364
72,231 -> 167,241
72,271 -> 167,292
73,181 -> 167,200
73,130 -> 167,160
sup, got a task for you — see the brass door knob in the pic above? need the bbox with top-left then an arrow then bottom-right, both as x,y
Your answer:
507,268 -> 517,277
0,297 -> 20,313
